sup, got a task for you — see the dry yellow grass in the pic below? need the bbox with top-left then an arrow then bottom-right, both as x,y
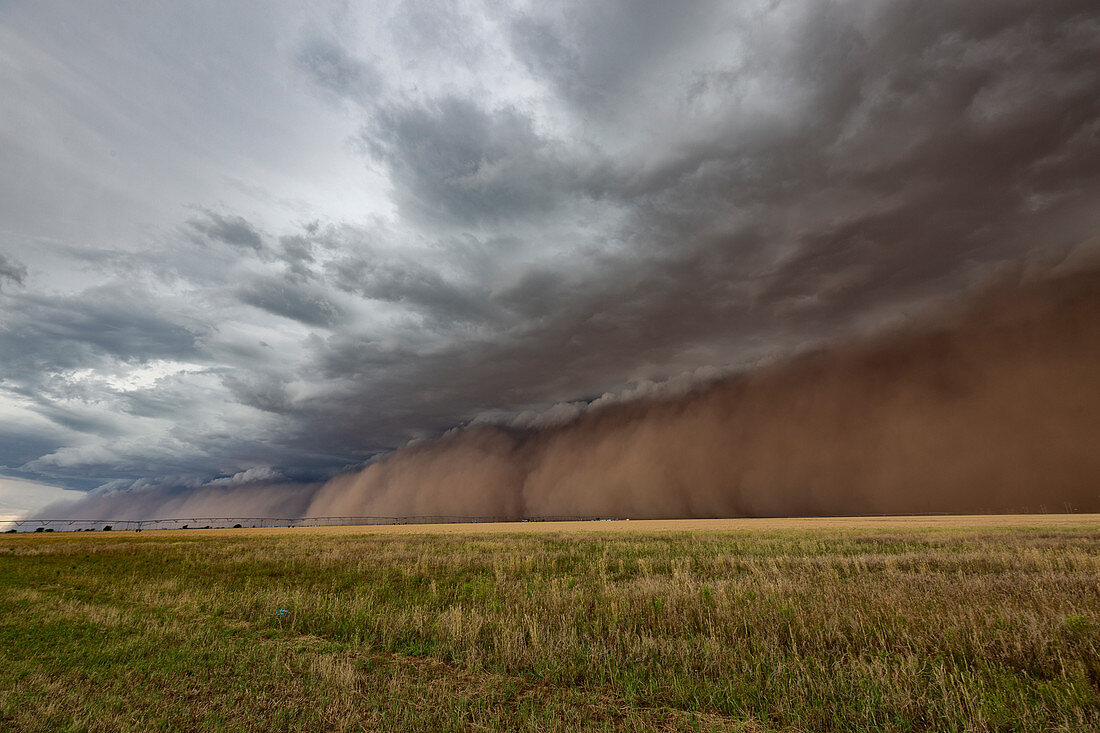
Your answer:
3,514 -> 1098,730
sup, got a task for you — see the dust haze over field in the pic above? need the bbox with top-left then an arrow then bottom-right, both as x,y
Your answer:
307,269 -> 1100,519
4,1 -> 1100,521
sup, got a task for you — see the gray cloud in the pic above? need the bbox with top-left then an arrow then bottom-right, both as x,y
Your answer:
297,35 -> 383,105
222,371 -> 293,415
236,274 -> 344,327
385,0 -> 488,72
364,96 -> 569,225
277,234 -> 316,278
0,253 -> 27,290
508,1 -> 720,118
188,211 -> 265,252
0,287 -> 207,380
328,252 -> 501,328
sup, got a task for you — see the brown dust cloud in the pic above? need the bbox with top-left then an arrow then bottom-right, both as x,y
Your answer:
304,267 -> 1100,520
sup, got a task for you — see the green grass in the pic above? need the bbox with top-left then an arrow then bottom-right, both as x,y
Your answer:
1,525 -> 1099,731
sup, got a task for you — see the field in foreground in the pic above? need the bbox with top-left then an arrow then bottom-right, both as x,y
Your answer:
2,517 -> 1099,731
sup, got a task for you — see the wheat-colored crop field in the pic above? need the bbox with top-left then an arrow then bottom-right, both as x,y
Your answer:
2,515 -> 1099,731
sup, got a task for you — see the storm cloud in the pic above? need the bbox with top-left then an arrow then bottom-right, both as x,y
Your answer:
308,269 -> 1100,519
3,0 -> 1099,519
45,268 -> 1100,521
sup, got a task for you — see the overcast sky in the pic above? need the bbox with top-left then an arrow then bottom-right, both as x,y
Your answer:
2,0 -> 1099,516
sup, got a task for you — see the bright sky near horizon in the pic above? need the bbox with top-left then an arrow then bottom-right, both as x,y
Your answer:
0,475 -> 83,523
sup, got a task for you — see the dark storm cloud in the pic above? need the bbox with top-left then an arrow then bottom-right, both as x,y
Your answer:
349,0 -> 1100,352
305,269 -> 1100,520
552,1 -> 1100,320
268,0 -> 1100,462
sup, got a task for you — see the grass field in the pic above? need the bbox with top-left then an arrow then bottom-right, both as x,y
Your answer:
1,516 -> 1099,731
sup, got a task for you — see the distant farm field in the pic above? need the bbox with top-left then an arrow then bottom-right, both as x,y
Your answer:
2,517 -> 1099,731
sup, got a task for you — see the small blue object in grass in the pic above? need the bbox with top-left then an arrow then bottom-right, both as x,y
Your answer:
276,609 -> 289,616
